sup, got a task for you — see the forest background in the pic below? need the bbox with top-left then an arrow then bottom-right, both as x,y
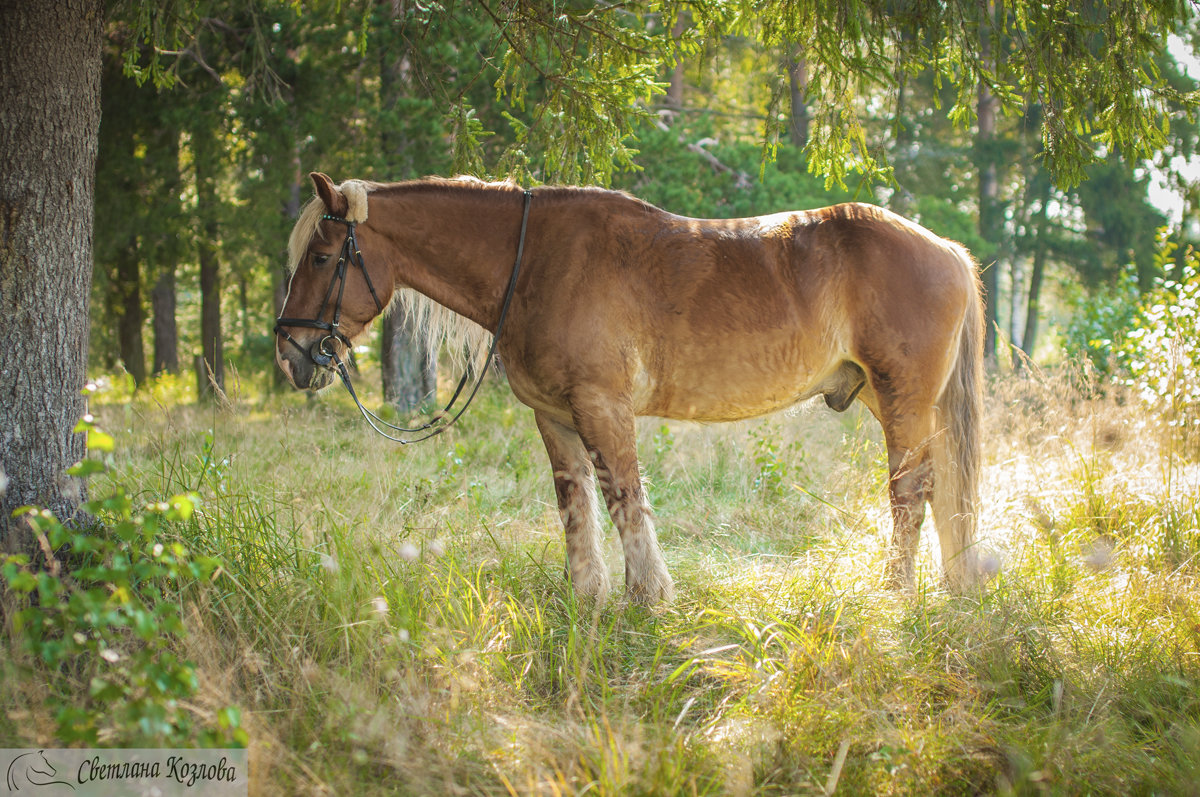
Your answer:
88,0 -> 1200,401
6,1 -> 1200,793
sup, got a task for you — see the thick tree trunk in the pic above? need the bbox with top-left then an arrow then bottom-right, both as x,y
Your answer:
116,234 -> 146,386
192,109 -> 224,399
151,267 -> 179,375
976,0 -> 1000,362
0,0 -> 103,551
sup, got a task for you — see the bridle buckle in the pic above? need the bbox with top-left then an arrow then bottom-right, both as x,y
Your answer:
310,336 -> 337,367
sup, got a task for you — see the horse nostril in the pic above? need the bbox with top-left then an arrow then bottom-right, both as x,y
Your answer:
277,352 -> 297,388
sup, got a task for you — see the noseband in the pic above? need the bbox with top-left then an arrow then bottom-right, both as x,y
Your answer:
274,189 -> 534,444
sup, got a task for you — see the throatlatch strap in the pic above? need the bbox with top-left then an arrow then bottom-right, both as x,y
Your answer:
306,188 -> 535,444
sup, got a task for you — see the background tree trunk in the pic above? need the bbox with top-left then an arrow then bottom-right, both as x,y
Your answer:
976,0 -> 1000,362
192,108 -> 225,399
381,311 -> 436,411
1020,191 -> 1051,361
787,50 -> 809,148
0,0 -> 103,552
377,2 -> 436,409
116,233 -> 146,386
274,167 -> 302,388
666,13 -> 689,112
151,268 -> 178,375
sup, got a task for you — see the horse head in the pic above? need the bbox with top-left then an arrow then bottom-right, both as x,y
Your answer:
275,172 -> 392,391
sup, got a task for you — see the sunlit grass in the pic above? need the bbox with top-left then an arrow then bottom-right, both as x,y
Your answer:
5,364 -> 1200,794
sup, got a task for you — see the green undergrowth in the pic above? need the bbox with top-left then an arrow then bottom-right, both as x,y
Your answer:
3,370 -> 1200,794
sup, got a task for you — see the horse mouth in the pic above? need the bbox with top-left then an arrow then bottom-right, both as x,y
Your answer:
276,347 -> 337,392
308,367 -> 336,392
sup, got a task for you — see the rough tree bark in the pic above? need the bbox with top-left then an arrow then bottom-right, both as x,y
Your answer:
0,0 -> 103,551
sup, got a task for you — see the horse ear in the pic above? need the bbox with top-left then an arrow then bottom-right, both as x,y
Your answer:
310,171 -> 348,218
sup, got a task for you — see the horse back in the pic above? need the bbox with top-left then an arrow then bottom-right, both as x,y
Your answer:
505,195 -> 975,421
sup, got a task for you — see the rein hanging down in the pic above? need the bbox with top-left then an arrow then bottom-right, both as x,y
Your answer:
275,189 -> 534,444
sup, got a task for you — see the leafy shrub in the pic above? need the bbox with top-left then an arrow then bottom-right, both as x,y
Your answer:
1,412 -> 245,747
1116,236 -> 1200,453
1061,268 -> 1141,379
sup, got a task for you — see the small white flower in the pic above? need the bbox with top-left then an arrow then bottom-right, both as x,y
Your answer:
152,543 -> 164,557
370,596 -> 389,618
100,648 -> 120,663
398,543 -> 419,562
397,628 -> 410,642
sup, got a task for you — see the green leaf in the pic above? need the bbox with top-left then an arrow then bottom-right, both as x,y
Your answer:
86,428 -> 115,453
67,458 -> 106,477
5,570 -> 37,593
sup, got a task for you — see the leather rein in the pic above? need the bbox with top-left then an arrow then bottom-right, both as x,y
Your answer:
274,189 -> 534,444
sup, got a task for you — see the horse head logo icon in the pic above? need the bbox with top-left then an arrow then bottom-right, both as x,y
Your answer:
5,750 -> 75,791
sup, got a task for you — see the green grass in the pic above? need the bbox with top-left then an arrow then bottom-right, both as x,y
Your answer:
4,366 -> 1200,795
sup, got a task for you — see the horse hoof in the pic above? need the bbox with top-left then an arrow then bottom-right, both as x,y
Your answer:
569,564 -> 612,601
626,575 -> 675,606
885,563 -> 916,592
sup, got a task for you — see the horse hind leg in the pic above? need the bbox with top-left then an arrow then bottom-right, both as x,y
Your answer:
535,412 -> 611,600
885,440 -> 934,589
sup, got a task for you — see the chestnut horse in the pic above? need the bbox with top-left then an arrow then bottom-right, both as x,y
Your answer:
275,173 -> 983,604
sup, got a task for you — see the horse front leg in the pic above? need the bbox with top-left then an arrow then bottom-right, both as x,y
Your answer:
569,398 -> 674,605
535,411 -> 611,600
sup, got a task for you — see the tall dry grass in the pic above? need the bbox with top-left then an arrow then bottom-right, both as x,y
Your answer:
3,361 -> 1199,794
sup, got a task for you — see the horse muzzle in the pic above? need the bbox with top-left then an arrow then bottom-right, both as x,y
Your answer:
275,334 -> 338,391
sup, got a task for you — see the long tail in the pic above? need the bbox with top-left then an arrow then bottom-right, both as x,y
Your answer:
931,250 -> 984,590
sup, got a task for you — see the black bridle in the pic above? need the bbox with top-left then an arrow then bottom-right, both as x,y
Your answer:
274,189 -> 534,444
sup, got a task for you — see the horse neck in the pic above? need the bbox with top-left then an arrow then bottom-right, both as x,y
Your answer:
368,184 -> 526,331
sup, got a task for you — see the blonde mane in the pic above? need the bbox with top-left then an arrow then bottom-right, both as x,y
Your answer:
285,179 -> 493,374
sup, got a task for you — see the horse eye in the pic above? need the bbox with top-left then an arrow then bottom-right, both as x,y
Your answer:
312,254 -> 331,267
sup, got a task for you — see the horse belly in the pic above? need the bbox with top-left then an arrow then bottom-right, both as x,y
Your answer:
636,336 -> 835,422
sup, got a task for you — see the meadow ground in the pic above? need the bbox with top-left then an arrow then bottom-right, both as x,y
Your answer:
3,363 -> 1200,795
